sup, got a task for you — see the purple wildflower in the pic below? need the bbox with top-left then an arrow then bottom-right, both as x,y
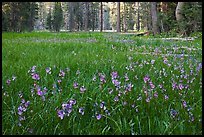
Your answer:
18,110 -> 23,115
170,109 -> 178,118
18,123 -> 22,127
179,84 -> 184,90
124,73 -> 129,81
154,92 -> 158,98
100,102 -> 104,108
73,82 -> 79,89
6,79 -> 11,85
135,107 -> 138,112
146,97 -> 150,103
21,99 -> 25,103
111,71 -> 118,79
62,103 -> 69,110
123,101 -> 127,106
37,90 -> 43,96
25,101 -> 30,107
105,110 -> 110,115
19,116 -> 25,121
27,128 -> 33,133
59,70 -> 65,77
80,86 -> 86,93
79,107 -> 85,115
182,100 -> 187,108
143,75 -> 150,83
31,66 -> 36,73
163,58 -> 168,64
57,79 -> 61,83
32,73 -> 40,80
168,64 -> 171,67
112,79 -> 121,87
126,83 -> 133,91
159,84 -> 163,89
69,99 -> 76,105
99,73 -> 106,84
108,88 -> 113,94
149,81 -> 155,89
57,110 -> 65,119
114,96 -> 119,102
96,114 -> 102,120
172,83 -> 177,90
151,60 -> 155,64
164,95 -> 169,100
45,67 -> 51,74
131,104 -> 135,108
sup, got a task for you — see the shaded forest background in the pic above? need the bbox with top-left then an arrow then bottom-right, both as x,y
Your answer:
2,2 -> 202,36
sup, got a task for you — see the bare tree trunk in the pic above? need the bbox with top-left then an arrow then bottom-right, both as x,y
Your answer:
151,2 -> 159,35
137,2 -> 140,31
175,2 -> 185,22
68,2 -> 74,32
84,2 -> 89,31
91,3 -> 95,31
100,2 -> 103,32
176,2 -> 188,36
123,2 -> 127,32
117,2 -> 121,32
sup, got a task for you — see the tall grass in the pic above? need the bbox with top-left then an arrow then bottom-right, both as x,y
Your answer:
2,32 -> 202,135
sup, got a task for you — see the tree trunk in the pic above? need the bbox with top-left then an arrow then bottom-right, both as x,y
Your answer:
84,2 -> 89,31
116,2 -> 121,32
91,3 -> 95,31
175,2 -> 185,22
100,2 -> 103,32
137,2 -> 140,31
151,2 -> 159,35
176,2 -> 188,35
123,2 -> 127,32
68,2 -> 74,31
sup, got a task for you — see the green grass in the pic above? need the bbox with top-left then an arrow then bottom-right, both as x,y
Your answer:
2,32 -> 202,135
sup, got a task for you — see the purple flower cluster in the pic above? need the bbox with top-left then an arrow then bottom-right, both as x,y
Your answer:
31,73 -> 40,80
34,85 -> 47,101
98,73 -> 106,85
80,86 -> 86,93
59,70 -> 65,78
111,71 -> 121,90
17,98 -> 30,127
73,81 -> 79,89
57,99 -> 76,119
143,75 -> 150,83
45,67 -> 51,74
170,109 -> 178,118
6,79 -> 11,85
79,107 -> 85,115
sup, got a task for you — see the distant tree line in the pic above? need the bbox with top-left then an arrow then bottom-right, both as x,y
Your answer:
2,2 -> 202,36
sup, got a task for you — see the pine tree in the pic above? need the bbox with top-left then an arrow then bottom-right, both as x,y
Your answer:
46,8 -> 52,31
53,2 -> 63,32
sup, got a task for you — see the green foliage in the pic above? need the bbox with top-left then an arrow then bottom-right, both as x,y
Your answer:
46,9 -> 52,31
176,2 -> 202,36
2,2 -> 38,32
53,2 -> 63,32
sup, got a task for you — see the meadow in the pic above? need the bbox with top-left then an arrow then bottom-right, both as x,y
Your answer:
2,32 -> 202,135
